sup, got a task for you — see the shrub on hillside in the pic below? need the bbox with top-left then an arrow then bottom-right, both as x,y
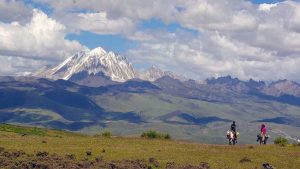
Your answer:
239,157 -> 251,163
101,131 -> 111,138
292,142 -> 300,147
141,130 -> 171,140
274,137 -> 288,146
163,133 -> 171,140
292,143 -> 300,147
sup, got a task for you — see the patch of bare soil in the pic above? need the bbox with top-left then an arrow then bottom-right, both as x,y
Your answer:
0,147 -> 210,169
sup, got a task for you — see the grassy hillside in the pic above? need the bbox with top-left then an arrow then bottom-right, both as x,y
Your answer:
1,77 -> 300,144
0,124 -> 299,169
90,92 -> 300,143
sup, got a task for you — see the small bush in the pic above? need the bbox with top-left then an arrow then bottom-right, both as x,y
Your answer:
95,156 -> 103,162
0,147 -> 4,153
36,151 -> 48,157
65,154 -> 76,160
274,137 -> 288,146
86,151 -> 92,156
239,157 -> 251,163
292,142 -> 300,147
101,131 -> 111,138
141,130 -> 158,139
141,130 -> 171,140
149,157 -> 159,167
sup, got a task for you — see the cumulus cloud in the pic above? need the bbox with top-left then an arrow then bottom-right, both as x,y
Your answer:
127,29 -> 300,81
258,3 -> 278,12
35,0 -> 180,36
0,9 -> 85,60
2,0 -> 300,82
35,0 -> 179,22
0,9 -> 86,75
125,0 -> 300,81
57,12 -> 136,35
0,55 -> 53,76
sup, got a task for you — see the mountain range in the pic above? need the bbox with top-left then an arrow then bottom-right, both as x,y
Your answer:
1,47 -> 300,144
34,47 -> 300,99
34,47 -> 183,87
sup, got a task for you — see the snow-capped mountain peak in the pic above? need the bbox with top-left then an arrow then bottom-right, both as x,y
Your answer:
34,47 -> 187,86
89,47 -> 107,56
35,47 -> 136,82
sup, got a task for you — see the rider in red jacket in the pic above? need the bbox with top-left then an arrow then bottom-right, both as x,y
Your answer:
261,124 -> 267,143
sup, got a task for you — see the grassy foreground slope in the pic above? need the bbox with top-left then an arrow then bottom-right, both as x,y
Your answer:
0,124 -> 299,169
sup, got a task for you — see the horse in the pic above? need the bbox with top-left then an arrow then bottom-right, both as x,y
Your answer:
256,134 -> 269,145
227,130 -> 237,145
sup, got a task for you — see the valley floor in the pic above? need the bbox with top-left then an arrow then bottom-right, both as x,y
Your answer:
0,124 -> 299,169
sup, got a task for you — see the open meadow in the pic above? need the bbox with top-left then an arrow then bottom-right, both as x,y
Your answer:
0,124 -> 299,169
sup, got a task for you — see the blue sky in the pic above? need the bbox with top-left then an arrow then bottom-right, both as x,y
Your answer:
251,0 -> 283,3
66,32 -> 138,54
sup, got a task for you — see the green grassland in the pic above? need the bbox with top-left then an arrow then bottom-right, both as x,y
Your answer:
1,81 -> 300,144
89,92 -> 300,143
92,92 -> 300,121
0,124 -> 299,169
2,91 -> 300,144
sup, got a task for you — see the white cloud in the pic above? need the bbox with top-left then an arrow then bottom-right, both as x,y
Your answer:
3,0 -> 300,82
127,28 -> 300,82
0,55 -> 53,76
0,9 -> 86,75
57,12 -> 135,35
175,0 -> 258,32
258,3 -> 278,12
0,9 -> 85,60
35,0 -> 179,22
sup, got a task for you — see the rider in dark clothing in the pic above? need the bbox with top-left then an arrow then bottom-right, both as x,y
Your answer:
231,121 -> 237,139
231,121 -> 236,132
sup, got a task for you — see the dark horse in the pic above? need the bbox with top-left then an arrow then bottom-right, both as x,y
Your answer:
257,134 -> 269,145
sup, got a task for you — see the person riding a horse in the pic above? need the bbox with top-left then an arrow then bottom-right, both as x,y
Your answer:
227,121 -> 238,145
257,123 -> 268,144
261,124 -> 267,142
